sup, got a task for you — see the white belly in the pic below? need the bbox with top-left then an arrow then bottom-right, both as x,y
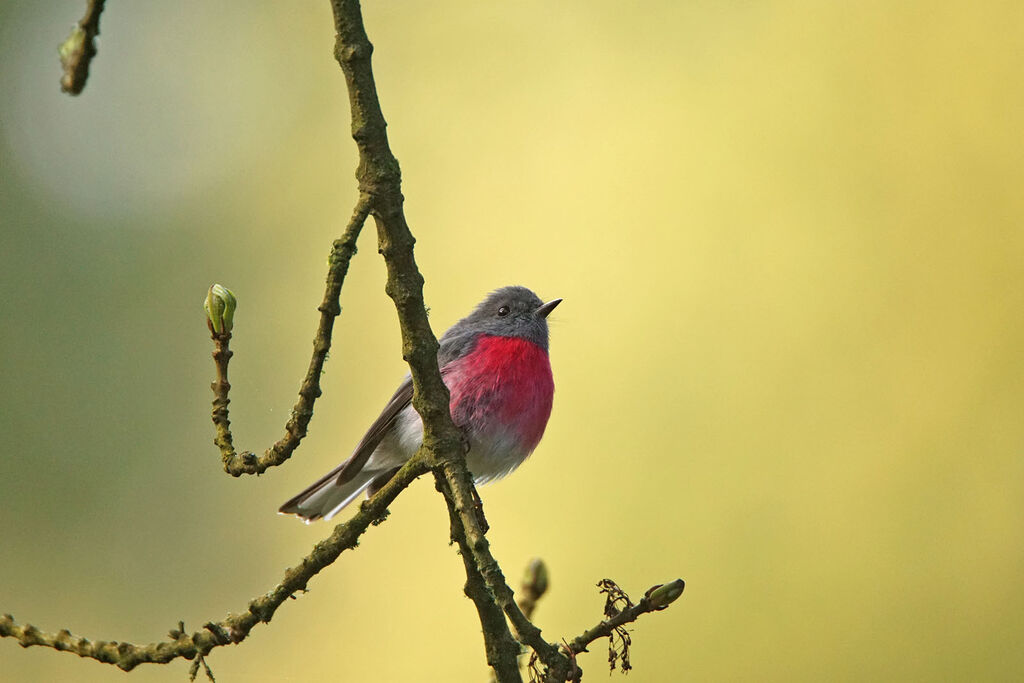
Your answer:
368,404 -> 530,483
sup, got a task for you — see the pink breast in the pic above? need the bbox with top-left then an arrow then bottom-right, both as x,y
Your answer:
445,335 -> 554,452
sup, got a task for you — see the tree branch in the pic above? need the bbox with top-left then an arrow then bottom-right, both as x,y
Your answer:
59,0 -> 106,95
328,0 -> 462,458
328,3 -> 545,680
209,197 -> 370,476
537,579 -> 686,682
0,455 -> 430,671
494,559 -> 549,682
11,3 -> 689,680
325,4 -> 690,682
439,477 -> 524,683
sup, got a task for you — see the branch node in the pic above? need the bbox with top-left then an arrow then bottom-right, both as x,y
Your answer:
168,621 -> 186,640
203,622 -> 231,645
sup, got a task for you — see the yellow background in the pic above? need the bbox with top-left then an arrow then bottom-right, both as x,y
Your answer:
1,1 -> 1022,681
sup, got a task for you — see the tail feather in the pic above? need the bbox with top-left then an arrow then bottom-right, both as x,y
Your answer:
279,470 -> 377,523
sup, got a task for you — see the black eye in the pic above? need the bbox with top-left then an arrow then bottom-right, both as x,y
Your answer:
497,305 -> 510,317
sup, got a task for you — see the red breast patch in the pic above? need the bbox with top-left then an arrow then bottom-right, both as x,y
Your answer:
445,335 -> 554,452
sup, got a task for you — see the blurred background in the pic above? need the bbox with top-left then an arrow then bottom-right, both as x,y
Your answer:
1,1 -> 1022,681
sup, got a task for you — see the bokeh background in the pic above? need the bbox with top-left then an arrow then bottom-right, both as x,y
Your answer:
2,1 -> 1022,681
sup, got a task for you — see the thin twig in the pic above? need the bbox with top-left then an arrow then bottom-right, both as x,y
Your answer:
556,579 -> 686,681
210,198 -> 370,476
0,455 -> 430,671
59,0 -> 106,95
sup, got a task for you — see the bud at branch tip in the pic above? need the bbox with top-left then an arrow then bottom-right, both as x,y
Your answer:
204,284 -> 237,334
521,557 -> 549,599
647,579 -> 685,610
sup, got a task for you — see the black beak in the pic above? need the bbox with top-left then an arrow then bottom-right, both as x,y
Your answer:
534,298 -> 562,318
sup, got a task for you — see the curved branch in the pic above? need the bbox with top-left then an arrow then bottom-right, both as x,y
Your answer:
210,197 -> 370,476
0,455 -> 430,670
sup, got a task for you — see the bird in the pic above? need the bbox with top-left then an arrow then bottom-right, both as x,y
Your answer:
279,285 -> 561,522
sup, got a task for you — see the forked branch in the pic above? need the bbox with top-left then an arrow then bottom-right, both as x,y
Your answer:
4,2 -> 689,680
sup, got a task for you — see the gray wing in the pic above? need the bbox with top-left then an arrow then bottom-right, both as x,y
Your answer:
327,333 -> 475,483
279,333 -> 478,515
277,376 -> 412,514
334,375 -> 414,483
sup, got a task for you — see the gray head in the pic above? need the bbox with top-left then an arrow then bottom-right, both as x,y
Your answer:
439,286 -> 561,360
